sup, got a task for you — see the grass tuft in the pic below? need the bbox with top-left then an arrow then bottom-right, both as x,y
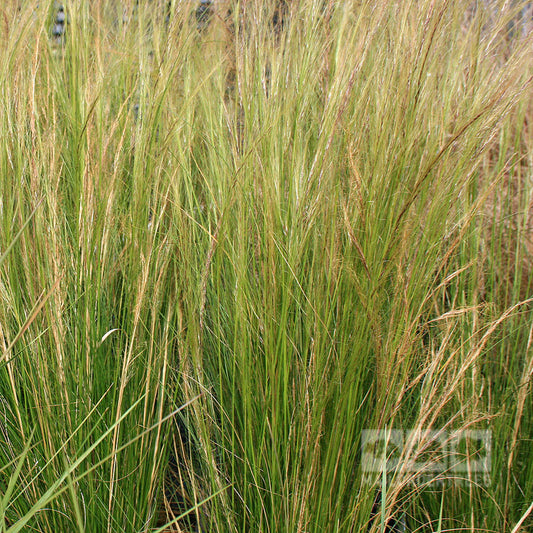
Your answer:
1,1 -> 533,531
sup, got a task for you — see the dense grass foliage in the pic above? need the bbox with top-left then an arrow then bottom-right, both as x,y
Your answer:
1,1 -> 533,531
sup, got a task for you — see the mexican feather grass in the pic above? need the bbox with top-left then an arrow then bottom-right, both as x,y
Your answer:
0,0 -> 533,531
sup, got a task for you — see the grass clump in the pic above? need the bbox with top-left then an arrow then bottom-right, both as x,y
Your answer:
1,0 -> 533,531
